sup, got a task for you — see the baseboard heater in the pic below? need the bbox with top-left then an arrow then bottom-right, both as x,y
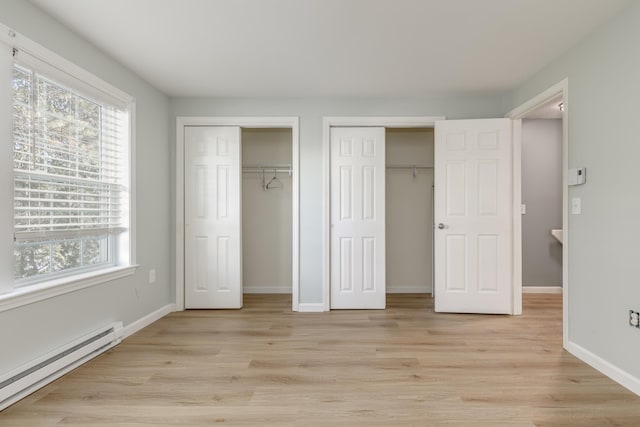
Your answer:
0,321 -> 123,411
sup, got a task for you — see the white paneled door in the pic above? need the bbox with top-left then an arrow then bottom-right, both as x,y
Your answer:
185,126 -> 242,309
434,119 -> 513,314
330,127 -> 386,309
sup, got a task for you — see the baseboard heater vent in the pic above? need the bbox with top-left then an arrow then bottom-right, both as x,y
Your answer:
0,321 -> 123,411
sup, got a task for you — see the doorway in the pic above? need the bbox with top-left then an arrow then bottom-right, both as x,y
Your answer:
175,117 -> 300,311
520,102 -> 564,294
507,79 -> 569,346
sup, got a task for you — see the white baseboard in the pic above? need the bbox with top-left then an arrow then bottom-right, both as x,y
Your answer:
523,286 -> 562,294
387,287 -> 432,294
297,303 -> 326,313
122,303 -> 175,339
243,287 -> 292,294
566,340 -> 640,396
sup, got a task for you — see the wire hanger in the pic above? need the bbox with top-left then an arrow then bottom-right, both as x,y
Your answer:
265,168 -> 282,190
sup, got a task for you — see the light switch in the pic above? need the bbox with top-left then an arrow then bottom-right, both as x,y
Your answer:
521,204 -> 526,215
571,197 -> 581,215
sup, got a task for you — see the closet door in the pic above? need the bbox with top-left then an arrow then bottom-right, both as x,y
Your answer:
434,119 -> 513,314
330,127 -> 386,309
185,126 -> 242,309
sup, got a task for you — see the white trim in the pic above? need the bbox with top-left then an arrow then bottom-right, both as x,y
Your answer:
243,287 -> 292,294
122,303 -> 175,339
176,117 -> 185,312
0,39 -> 13,296
176,117 -> 300,312
322,117 -> 445,311
507,78 -> 569,348
0,265 -> 138,313
0,23 -> 133,106
522,286 -> 563,294
506,80 -> 567,119
386,287 -> 432,294
566,340 -> 640,396
512,119 -> 523,315
128,101 -> 137,266
297,303 -> 326,313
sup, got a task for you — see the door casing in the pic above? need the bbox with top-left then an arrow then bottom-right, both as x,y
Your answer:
506,79 -> 569,345
176,117 -> 300,311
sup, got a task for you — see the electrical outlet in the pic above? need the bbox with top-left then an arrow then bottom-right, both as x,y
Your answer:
149,269 -> 156,284
629,310 -> 640,328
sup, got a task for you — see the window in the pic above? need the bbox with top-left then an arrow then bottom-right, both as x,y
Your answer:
11,51 -> 131,287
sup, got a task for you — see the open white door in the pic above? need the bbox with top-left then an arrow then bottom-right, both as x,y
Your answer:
330,127 -> 386,309
184,126 -> 242,309
434,119 -> 513,314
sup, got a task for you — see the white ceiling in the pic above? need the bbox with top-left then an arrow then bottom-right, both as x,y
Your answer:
29,0 -> 631,98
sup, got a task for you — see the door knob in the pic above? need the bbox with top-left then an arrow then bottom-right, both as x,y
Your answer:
437,223 -> 445,230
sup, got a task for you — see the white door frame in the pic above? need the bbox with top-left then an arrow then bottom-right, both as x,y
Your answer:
506,79 -> 569,346
322,116 -> 445,311
176,116 -> 300,311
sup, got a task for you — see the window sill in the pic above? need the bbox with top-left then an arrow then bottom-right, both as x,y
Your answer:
0,265 -> 139,314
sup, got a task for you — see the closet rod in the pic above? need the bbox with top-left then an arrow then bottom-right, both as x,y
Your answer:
243,168 -> 291,174
242,164 -> 292,176
243,163 -> 291,169
386,164 -> 433,178
386,164 -> 433,169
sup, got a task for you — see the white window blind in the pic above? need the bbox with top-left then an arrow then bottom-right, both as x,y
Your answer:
12,52 -> 130,284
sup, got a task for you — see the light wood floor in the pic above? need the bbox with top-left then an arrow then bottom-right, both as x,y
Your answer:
2,294 -> 640,426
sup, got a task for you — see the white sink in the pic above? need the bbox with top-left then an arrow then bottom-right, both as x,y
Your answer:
551,229 -> 563,244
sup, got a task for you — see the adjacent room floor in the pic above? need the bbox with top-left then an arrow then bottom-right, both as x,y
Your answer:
2,294 -> 639,426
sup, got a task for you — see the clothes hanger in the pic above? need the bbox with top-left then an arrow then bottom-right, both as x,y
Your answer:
266,168 -> 282,190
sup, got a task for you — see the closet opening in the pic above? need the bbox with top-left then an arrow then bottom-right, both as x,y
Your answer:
176,116 -> 300,312
385,128 -> 434,297
241,128 -> 292,297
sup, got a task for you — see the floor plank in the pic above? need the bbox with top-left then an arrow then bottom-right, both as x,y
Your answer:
2,294 -> 639,426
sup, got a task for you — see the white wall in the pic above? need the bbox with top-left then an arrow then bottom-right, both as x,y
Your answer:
0,1 -> 171,374
386,129 -> 434,293
170,96 -> 506,304
521,119 -> 562,287
242,128 -> 292,293
508,0 -> 640,383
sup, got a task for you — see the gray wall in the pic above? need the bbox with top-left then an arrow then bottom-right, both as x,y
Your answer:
521,119 -> 562,287
0,1 -> 172,373
507,0 -> 640,379
170,96 -> 506,304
